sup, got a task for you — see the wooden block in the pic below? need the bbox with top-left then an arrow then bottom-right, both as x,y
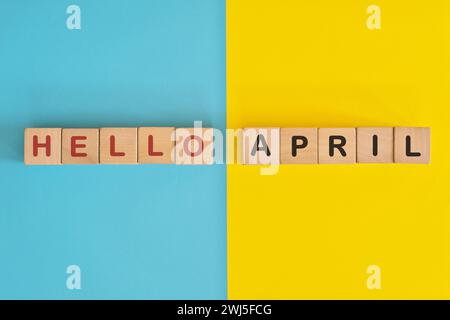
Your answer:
138,127 -> 175,164
24,128 -> 62,165
318,128 -> 356,164
394,127 -> 430,164
280,128 -> 318,164
62,129 -> 99,164
99,128 -> 137,164
175,128 -> 214,165
242,128 -> 280,165
357,127 -> 393,163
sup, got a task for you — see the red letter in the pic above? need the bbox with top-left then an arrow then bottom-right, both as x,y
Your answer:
71,136 -> 87,157
184,135 -> 203,157
147,135 -> 163,156
110,135 -> 125,157
33,135 -> 51,157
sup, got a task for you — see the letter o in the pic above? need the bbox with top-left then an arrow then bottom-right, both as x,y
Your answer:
184,135 -> 203,157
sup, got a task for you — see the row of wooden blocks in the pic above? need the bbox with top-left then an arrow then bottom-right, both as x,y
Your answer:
24,127 -> 430,165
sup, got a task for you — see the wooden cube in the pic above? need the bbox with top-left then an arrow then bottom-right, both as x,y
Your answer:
138,127 -> 175,164
394,127 -> 430,164
357,127 -> 393,163
24,128 -> 62,165
242,128 -> 280,165
175,128 -> 214,165
318,128 -> 356,164
280,128 -> 318,164
62,129 -> 99,164
99,128 -> 137,164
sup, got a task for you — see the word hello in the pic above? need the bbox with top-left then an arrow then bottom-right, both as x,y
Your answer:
24,127 -> 430,165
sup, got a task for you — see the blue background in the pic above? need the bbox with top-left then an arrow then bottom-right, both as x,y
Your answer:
0,0 -> 226,299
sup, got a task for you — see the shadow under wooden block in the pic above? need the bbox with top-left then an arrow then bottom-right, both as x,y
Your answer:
138,127 -> 175,164
99,128 -> 137,164
175,128 -> 214,165
394,127 -> 430,164
241,128 -> 280,165
318,128 -> 356,164
24,128 -> 62,165
62,129 -> 99,164
280,128 -> 318,164
357,127 -> 393,163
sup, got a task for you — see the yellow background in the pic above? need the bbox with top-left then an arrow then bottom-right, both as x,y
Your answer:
227,0 -> 450,299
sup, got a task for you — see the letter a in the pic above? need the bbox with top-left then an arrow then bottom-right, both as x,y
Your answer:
366,265 -> 381,290
251,134 -> 271,156
366,5 -> 381,30
66,5 -> 81,30
66,265 -> 81,290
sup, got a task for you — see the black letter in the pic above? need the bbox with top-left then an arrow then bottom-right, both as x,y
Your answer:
291,136 -> 308,157
405,135 -> 421,157
329,136 -> 347,157
251,134 -> 271,156
372,135 -> 378,156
